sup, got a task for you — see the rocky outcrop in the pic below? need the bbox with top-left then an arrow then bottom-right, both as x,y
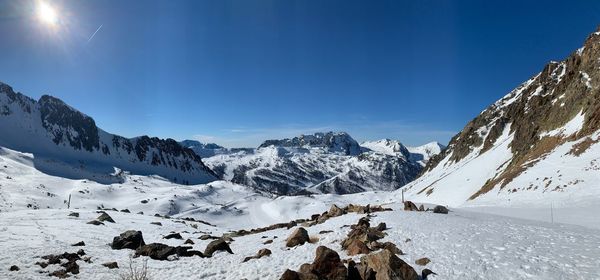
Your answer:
279,246 -> 347,280
359,249 -> 419,280
242,248 -> 272,263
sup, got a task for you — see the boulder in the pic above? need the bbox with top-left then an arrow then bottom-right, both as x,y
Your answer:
97,212 -> 115,223
9,265 -> 19,271
403,201 -> 419,212
135,243 -> 177,260
415,257 -> 431,266
359,249 -> 419,280
86,220 -> 104,226
68,212 -> 79,217
204,239 -> 234,257
375,223 -> 387,231
433,205 -> 448,214
102,262 -> 119,269
346,239 -> 371,256
150,222 -> 162,226
71,241 -> 85,246
286,227 -> 309,247
163,232 -> 183,240
310,246 -> 347,280
184,239 -> 195,245
111,230 -> 145,250
242,248 -> 272,263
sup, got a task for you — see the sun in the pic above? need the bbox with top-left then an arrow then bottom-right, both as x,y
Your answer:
37,1 -> 58,26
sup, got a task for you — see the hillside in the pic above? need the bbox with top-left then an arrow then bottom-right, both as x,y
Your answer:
403,27 -> 600,209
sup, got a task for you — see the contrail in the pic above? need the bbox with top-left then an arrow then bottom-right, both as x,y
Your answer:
86,24 -> 103,43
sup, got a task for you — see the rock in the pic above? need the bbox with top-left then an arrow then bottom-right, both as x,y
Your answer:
346,239 -> 371,256
83,256 -> 92,263
310,246 -> 347,280
9,265 -> 19,271
415,257 -> 431,266
286,227 -> 309,247
347,261 -> 362,280
242,248 -> 272,262
76,249 -> 85,256
359,249 -> 418,280
163,232 -> 183,240
174,246 -> 204,257
102,262 -> 118,269
71,241 -> 85,246
68,212 -> 79,217
204,239 -> 234,257
97,212 -> 115,223
375,223 -> 387,231
199,234 -> 217,240
403,201 -> 419,212
137,211 -> 144,215
135,243 -> 177,260
421,269 -> 437,279
111,230 -> 145,250
418,205 -> 425,211
381,242 -> 403,255
86,220 -> 104,226
49,269 -> 69,278
328,204 -> 345,217
263,239 -> 273,245
120,209 -> 130,213
150,222 -> 162,226
433,205 -> 448,214
319,230 -> 334,234
184,239 -> 195,245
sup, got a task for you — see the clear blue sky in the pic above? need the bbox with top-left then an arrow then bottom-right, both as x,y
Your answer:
1,0 -> 600,147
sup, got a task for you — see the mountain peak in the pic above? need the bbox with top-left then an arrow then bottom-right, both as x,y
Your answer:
258,131 -> 361,155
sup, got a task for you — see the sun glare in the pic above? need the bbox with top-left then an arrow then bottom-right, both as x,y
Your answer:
37,1 -> 58,26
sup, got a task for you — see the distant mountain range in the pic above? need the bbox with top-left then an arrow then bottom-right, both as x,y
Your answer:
0,83 -> 217,185
202,132 -> 442,195
404,27 -> 600,207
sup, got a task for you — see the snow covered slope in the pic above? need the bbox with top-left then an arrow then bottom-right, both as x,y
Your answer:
403,27 -> 600,208
204,133 -> 424,195
0,83 -> 217,185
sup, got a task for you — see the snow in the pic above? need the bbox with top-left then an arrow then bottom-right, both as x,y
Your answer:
1,141 -> 600,279
540,110 -> 585,138
581,71 -> 593,88
2,204 -> 600,280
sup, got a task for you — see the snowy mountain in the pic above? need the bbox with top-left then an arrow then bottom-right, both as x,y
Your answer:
0,82 -> 217,185
361,139 -> 445,167
404,27 -> 600,208
180,140 -> 228,158
203,133 -> 428,195
258,132 -> 363,155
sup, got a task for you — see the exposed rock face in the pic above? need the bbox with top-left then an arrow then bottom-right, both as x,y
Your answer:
260,132 -> 362,155
203,239 -> 234,256
359,249 -> 419,280
204,132 -> 424,195
286,227 -> 310,247
0,83 -> 218,185
111,230 -> 145,250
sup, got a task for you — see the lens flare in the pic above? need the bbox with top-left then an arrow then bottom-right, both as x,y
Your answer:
37,1 -> 58,26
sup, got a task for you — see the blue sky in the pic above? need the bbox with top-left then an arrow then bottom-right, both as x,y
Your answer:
1,0 -> 600,147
